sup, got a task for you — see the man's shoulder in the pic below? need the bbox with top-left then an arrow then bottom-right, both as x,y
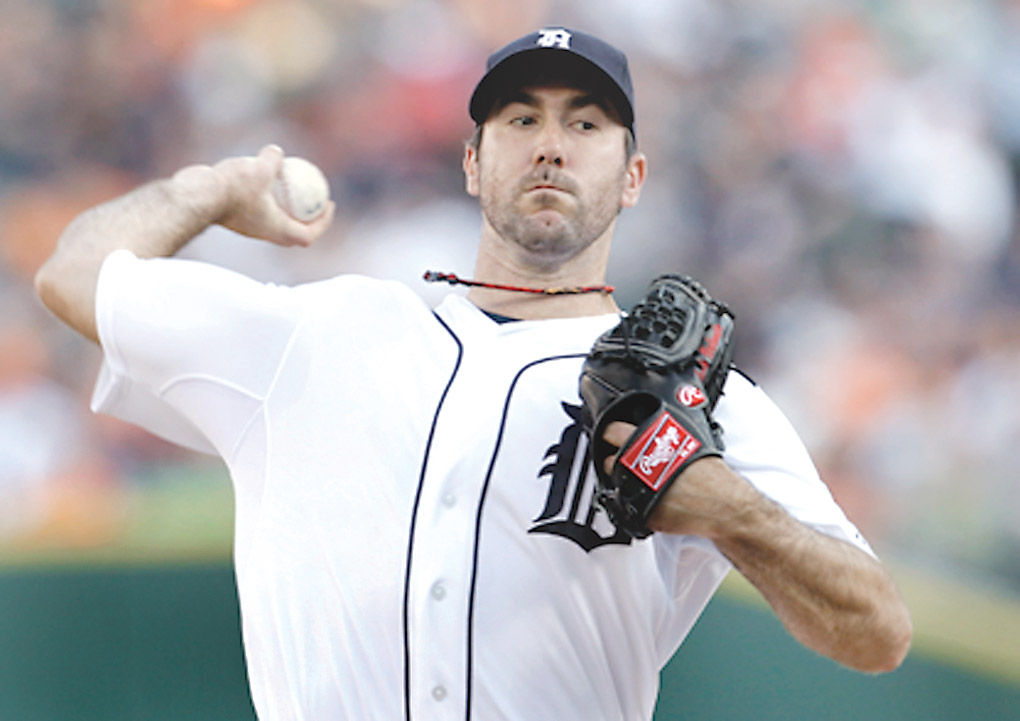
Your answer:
295,273 -> 424,304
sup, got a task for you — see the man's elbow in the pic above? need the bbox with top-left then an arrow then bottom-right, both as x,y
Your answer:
850,605 -> 914,674
34,254 -> 100,344
872,613 -> 913,673
34,257 -> 61,316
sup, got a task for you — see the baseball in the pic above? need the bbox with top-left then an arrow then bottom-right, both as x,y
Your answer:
272,156 -> 331,222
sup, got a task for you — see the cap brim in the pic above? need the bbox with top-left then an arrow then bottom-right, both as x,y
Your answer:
469,49 -> 633,129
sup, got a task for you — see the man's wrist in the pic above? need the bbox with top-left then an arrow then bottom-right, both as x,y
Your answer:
169,164 -> 233,226
647,457 -> 765,539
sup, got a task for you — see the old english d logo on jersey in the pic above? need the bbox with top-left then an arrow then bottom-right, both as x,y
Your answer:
619,412 -> 701,491
529,402 -> 630,551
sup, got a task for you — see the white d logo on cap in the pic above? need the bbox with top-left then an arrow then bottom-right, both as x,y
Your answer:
536,28 -> 572,49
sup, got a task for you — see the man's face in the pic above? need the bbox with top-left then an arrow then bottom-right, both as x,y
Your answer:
464,85 -> 645,270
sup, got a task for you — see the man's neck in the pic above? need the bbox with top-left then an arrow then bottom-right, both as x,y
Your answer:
467,285 -> 619,320
467,225 -> 619,320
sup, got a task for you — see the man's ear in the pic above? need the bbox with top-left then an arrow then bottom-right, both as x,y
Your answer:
463,143 -> 480,197
621,152 -> 647,209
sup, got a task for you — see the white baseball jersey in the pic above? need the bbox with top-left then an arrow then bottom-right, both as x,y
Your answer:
91,249 -> 870,721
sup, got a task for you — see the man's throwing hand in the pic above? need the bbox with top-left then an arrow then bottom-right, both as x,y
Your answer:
174,144 -> 335,248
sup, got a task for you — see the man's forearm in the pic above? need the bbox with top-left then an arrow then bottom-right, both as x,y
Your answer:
35,145 -> 334,344
650,458 -> 913,672
34,165 -> 231,343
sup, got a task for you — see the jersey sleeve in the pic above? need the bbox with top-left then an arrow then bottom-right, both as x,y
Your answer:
714,371 -> 874,556
90,249 -> 303,457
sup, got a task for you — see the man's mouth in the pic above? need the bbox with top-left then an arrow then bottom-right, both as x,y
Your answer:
523,169 -> 574,195
528,184 -> 568,194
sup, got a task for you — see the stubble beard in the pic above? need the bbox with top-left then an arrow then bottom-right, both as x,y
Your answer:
479,166 -> 623,271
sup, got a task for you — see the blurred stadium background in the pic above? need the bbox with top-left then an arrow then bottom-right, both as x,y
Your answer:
1,0 -> 1018,718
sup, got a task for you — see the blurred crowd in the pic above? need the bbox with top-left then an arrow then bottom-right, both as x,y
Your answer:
0,0 -> 1018,592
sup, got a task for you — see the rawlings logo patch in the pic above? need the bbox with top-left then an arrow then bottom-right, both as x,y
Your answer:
676,384 -> 707,408
619,412 -> 701,491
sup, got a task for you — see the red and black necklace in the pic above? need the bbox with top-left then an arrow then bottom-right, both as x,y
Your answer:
423,271 -> 614,296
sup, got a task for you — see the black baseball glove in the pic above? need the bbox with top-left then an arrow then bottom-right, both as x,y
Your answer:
579,275 -> 735,539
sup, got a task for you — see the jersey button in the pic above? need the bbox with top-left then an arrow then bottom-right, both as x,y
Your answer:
430,582 -> 446,601
441,493 -> 457,508
432,685 -> 447,701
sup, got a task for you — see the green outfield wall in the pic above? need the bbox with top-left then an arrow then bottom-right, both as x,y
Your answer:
0,563 -> 1017,721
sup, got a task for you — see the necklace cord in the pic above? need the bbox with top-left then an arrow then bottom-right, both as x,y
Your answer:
423,271 -> 614,296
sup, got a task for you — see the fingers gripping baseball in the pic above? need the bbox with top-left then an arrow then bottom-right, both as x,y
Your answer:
210,145 -> 335,247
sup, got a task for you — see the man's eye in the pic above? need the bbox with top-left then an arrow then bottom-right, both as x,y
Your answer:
573,120 -> 596,131
511,116 -> 536,126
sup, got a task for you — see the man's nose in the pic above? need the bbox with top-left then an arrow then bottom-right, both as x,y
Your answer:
533,123 -> 565,167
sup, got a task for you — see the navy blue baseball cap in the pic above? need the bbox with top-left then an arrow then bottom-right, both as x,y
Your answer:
469,27 -> 635,134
